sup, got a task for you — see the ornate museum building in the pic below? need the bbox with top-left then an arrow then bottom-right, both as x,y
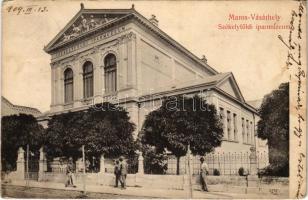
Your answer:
38,4 -> 268,169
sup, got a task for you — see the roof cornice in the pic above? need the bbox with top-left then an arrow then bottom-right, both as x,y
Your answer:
44,7 -> 218,75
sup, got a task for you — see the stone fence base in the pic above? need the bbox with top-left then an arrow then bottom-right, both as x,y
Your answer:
40,173 -> 185,190
36,172 -> 289,192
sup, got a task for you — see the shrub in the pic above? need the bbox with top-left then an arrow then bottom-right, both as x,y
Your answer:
142,145 -> 168,174
238,167 -> 245,176
213,168 -> 220,176
258,163 -> 289,177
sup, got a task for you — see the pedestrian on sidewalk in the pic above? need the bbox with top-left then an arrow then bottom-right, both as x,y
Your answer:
65,157 -> 76,188
200,157 -> 209,192
119,156 -> 127,189
114,159 -> 120,187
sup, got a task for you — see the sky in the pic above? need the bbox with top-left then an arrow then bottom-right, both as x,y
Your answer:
2,0 -> 296,112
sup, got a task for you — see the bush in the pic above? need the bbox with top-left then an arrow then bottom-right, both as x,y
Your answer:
258,163 -> 289,177
213,168 -> 220,176
143,147 -> 168,174
238,167 -> 245,176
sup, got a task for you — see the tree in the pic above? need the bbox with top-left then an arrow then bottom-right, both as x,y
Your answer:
1,114 -> 44,171
257,82 -> 289,176
141,95 -> 223,175
136,135 -> 168,174
44,102 -> 137,161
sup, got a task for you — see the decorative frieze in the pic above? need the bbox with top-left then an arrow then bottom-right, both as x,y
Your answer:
61,14 -> 120,43
117,32 -> 137,44
53,26 -> 127,59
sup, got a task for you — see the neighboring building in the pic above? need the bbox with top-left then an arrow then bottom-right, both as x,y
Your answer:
1,96 -> 41,117
38,4 -> 269,172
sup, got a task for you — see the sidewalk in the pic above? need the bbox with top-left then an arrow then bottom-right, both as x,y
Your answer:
3,179 -> 286,199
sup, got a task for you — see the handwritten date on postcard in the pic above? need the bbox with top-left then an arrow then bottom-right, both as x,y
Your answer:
6,5 -> 48,15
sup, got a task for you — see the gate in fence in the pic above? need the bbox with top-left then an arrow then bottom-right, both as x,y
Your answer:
25,151 -> 39,181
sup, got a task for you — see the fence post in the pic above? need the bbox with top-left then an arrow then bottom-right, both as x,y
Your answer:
16,147 -> 25,179
183,146 -> 193,198
99,154 -> 105,174
38,147 -> 46,181
249,146 -> 258,175
137,152 -> 144,175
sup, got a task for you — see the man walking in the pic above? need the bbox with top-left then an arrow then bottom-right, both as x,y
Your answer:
119,156 -> 128,189
114,160 -> 120,187
200,157 -> 209,192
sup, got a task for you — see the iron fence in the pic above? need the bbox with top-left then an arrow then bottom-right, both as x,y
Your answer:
104,155 -> 138,174
166,151 -> 269,176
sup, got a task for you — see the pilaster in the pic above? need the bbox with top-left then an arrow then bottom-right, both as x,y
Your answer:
137,152 -> 144,175
99,154 -> 105,174
16,147 -> 25,180
38,147 -> 47,181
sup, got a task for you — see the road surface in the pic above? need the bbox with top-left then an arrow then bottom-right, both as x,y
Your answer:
1,184 -> 151,199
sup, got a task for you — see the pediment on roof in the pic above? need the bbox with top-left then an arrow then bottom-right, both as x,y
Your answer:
45,11 -> 129,52
216,73 -> 245,102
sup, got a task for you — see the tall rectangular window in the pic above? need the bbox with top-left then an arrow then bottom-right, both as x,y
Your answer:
227,111 -> 231,140
242,118 -> 245,143
233,113 -> 238,141
104,54 -> 117,93
83,61 -> 94,98
64,68 -> 74,103
246,120 -> 250,144
219,107 -> 226,139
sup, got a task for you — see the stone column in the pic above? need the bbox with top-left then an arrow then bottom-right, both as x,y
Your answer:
137,152 -> 144,175
99,154 -> 105,174
16,147 -> 25,179
249,146 -> 258,176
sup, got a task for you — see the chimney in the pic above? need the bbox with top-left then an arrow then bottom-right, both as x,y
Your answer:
201,55 -> 207,63
149,14 -> 159,26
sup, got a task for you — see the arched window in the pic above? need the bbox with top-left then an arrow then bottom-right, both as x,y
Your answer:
104,54 -> 117,93
83,61 -> 94,98
64,68 -> 74,103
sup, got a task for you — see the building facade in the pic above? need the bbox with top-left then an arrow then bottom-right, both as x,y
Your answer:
39,5 -> 268,169
1,96 -> 41,117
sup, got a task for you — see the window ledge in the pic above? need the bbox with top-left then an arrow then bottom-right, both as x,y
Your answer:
222,139 -> 239,143
103,92 -> 118,98
63,102 -> 74,109
81,98 -> 93,105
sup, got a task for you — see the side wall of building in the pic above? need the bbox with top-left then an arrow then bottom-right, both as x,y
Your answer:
132,23 -> 214,96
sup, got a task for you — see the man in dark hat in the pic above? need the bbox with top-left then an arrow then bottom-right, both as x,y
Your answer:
119,156 -> 128,189
200,157 -> 209,192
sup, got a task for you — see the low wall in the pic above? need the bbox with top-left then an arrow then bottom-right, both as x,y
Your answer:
40,172 -> 185,190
